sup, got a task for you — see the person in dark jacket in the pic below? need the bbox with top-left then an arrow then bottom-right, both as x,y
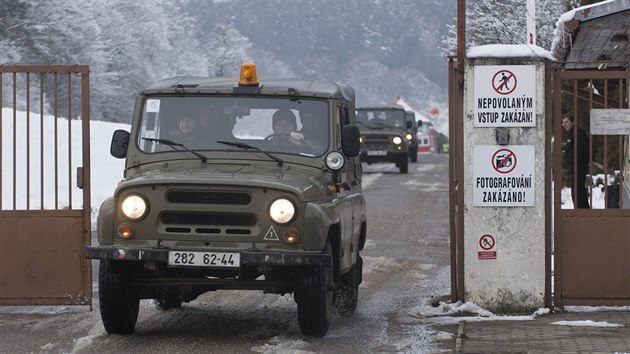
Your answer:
562,113 -> 590,208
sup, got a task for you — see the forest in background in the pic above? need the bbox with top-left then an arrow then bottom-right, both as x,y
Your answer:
1,0 -> 594,133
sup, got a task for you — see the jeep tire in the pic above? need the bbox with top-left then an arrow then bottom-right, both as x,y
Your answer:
296,242 -> 333,337
99,260 -> 139,334
399,157 -> 409,174
410,148 -> 418,163
334,253 -> 361,316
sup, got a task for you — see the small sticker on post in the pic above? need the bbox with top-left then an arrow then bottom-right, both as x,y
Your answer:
146,99 -> 161,113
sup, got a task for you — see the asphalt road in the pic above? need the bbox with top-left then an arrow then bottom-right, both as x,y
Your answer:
0,153 -> 456,353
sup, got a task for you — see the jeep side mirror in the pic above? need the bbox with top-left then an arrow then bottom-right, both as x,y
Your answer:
342,125 -> 360,157
110,129 -> 130,159
417,120 -> 423,127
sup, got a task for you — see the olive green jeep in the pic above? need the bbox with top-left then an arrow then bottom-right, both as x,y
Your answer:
405,110 -> 421,163
85,64 -> 367,338
356,106 -> 411,173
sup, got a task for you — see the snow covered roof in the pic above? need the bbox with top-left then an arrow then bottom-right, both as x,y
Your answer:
395,96 -> 431,125
467,44 -> 553,60
550,0 -> 630,69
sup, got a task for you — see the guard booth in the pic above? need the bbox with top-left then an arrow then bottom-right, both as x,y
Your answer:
0,65 -> 92,306
449,1 -> 630,310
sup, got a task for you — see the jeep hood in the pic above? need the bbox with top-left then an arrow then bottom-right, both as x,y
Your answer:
116,163 -> 330,201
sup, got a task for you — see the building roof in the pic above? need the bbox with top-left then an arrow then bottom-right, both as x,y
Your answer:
552,0 -> 630,70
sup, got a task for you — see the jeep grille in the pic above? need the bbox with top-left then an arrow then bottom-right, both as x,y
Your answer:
364,134 -> 392,150
160,212 -> 257,226
166,190 -> 251,205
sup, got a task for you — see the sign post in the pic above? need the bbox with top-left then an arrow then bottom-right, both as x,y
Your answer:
474,65 -> 536,127
462,54 -> 547,313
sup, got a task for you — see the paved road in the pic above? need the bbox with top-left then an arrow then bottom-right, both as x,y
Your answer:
0,153 -> 455,353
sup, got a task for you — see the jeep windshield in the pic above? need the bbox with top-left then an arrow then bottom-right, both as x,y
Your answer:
137,96 -> 329,157
356,109 -> 406,129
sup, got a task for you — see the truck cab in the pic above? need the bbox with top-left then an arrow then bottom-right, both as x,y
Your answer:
86,64 -> 367,338
356,106 -> 411,173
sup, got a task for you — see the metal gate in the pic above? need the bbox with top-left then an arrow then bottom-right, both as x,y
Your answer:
551,66 -> 630,306
0,65 -> 91,305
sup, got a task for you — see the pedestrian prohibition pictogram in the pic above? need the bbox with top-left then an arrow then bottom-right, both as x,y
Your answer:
492,148 -> 516,174
479,234 -> 495,250
492,70 -> 517,95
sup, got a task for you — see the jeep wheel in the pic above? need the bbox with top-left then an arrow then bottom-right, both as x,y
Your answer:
410,149 -> 418,163
334,253 -> 362,316
155,291 -> 183,310
399,158 -> 409,173
99,260 -> 139,334
296,242 -> 333,337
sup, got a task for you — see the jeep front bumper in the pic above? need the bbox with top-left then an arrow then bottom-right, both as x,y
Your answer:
84,246 -> 331,267
360,150 -> 409,163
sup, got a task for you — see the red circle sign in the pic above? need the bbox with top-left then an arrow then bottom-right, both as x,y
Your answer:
492,70 -> 517,95
479,234 -> 495,250
492,149 -> 517,174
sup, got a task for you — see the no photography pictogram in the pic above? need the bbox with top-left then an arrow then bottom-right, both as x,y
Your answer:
479,234 -> 495,250
492,148 -> 517,174
492,70 -> 517,95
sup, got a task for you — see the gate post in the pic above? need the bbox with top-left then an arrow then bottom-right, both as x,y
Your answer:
461,47 -> 551,313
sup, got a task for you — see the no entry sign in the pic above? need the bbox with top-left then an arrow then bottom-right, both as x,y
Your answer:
474,65 -> 536,128
473,145 -> 535,206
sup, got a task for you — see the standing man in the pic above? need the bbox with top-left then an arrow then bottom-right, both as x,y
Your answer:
562,113 -> 590,208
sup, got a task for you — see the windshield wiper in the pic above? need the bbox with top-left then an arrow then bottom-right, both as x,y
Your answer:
142,137 -> 207,163
216,140 -> 284,166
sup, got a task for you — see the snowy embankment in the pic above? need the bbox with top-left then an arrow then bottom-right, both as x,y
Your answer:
1,108 -> 128,229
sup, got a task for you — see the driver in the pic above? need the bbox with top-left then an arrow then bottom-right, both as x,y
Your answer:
270,109 -> 324,155
270,109 -> 303,146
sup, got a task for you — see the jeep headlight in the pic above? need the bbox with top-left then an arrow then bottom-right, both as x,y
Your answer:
121,194 -> 148,221
406,133 -> 413,141
269,198 -> 296,224
325,151 -> 344,171
392,136 -> 402,145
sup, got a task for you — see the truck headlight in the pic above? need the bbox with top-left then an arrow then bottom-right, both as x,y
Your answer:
406,133 -> 413,141
269,198 -> 296,224
121,194 -> 148,221
392,136 -> 402,145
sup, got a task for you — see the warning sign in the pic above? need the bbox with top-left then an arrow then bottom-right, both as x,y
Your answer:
473,145 -> 535,207
478,234 -> 497,260
479,234 -> 495,250
474,65 -> 536,127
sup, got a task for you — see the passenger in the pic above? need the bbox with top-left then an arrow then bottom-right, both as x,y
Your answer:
169,113 -> 199,147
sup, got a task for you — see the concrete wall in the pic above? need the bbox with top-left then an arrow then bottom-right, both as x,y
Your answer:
463,56 -> 547,313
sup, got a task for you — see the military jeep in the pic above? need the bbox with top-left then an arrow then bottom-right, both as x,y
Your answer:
356,106 -> 411,173
85,64 -> 367,338
405,110 -> 421,163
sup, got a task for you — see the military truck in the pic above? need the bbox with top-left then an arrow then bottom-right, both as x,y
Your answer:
356,106 -> 411,173
404,110 -> 421,163
85,64 -> 367,338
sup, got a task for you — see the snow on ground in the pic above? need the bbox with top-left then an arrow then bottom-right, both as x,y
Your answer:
1,108 -> 127,229
550,320 -> 623,328
399,301 -> 628,328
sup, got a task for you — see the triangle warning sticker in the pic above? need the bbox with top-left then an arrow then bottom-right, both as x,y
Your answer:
263,226 -> 280,241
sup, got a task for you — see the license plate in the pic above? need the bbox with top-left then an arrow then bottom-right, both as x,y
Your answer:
368,150 -> 387,156
168,251 -> 240,268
